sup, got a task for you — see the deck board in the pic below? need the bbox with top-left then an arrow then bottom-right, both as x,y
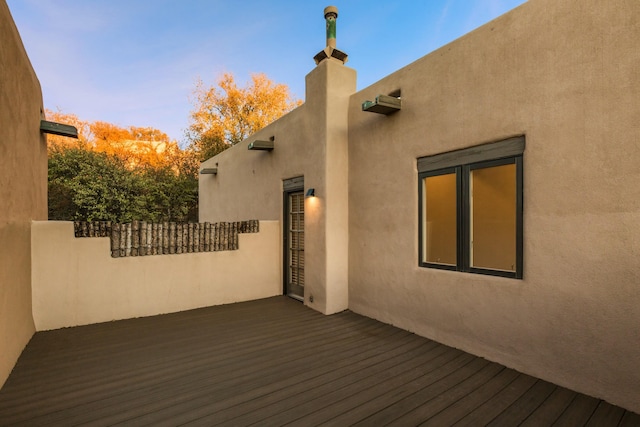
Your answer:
585,401 -> 626,426
453,373 -> 538,426
519,387 -> 591,426
486,379 -> 557,425
32,313 -> 388,426
172,328 -> 416,426
0,296 -> 636,426
619,410 -> 640,427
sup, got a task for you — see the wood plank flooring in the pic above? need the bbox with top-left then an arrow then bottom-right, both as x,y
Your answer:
0,296 -> 637,426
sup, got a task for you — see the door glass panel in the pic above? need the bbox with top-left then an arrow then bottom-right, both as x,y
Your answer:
423,173 -> 457,265
287,191 -> 305,299
470,163 -> 516,271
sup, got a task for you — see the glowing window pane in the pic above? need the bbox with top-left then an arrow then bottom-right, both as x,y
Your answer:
423,173 -> 457,265
470,163 -> 516,271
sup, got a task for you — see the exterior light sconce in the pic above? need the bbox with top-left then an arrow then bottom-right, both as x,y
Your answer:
305,188 -> 315,198
248,136 -> 275,151
200,167 -> 218,175
362,94 -> 402,115
40,120 -> 78,138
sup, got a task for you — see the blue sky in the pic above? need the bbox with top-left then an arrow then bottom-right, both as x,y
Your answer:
7,0 -> 526,145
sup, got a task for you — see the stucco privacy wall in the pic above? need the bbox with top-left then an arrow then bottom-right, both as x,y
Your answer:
347,0 -> 640,412
31,221 -> 281,330
200,59 -> 356,314
0,1 -> 45,388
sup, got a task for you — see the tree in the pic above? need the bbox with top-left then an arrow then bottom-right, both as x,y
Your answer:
45,110 -> 199,222
186,73 -> 302,160
91,122 -> 187,171
48,146 -> 199,223
45,109 -> 189,171
48,146 -> 149,222
138,147 -> 200,222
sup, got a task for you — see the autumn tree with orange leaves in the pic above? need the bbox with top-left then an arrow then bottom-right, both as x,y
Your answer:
45,109 -> 199,222
45,71 -> 297,221
186,73 -> 301,160
46,110 -> 190,171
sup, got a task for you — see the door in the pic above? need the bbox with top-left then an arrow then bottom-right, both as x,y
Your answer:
284,189 -> 305,301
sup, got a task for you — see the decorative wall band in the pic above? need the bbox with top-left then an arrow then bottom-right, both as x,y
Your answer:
73,220 -> 260,258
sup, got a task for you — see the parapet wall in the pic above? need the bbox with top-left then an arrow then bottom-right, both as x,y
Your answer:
31,221 -> 282,330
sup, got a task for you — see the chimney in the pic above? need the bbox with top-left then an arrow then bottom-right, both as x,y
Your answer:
325,6 -> 338,48
314,6 -> 348,65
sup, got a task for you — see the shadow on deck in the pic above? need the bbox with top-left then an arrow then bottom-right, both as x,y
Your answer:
0,296 -> 637,426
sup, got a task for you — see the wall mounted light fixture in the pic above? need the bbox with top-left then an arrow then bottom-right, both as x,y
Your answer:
305,188 -> 315,198
362,94 -> 401,115
248,138 -> 274,151
200,167 -> 218,175
40,120 -> 78,138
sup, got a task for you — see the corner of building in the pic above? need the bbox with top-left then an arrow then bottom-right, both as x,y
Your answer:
0,0 -> 46,389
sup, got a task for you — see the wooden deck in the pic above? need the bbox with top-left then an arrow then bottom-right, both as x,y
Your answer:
0,296 -> 637,426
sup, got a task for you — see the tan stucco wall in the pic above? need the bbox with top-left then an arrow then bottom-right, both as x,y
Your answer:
347,0 -> 640,412
31,221 -> 281,330
199,59 -> 356,314
0,1 -> 45,388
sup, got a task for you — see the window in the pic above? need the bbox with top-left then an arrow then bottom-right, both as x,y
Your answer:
418,136 -> 524,279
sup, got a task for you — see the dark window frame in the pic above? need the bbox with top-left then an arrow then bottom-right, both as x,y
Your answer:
418,137 -> 524,279
418,166 -> 461,272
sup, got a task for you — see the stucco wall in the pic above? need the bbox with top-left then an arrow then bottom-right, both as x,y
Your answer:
199,59 -> 356,314
347,0 -> 640,412
0,0 -> 45,388
31,221 -> 281,330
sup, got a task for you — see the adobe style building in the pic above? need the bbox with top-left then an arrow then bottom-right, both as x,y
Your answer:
199,0 -> 640,413
1,0 -> 638,415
